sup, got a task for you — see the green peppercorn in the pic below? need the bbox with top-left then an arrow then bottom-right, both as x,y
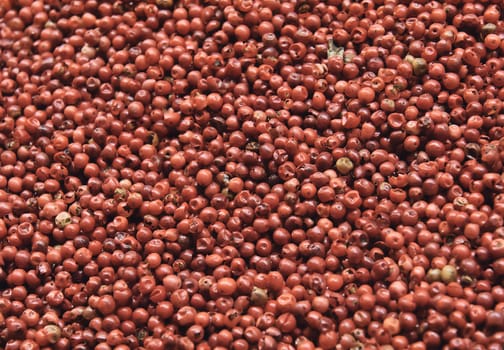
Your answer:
336,157 -> 354,175
412,58 -> 427,76
54,212 -> 72,229
441,265 -> 457,284
250,286 -> 268,306
426,268 -> 441,283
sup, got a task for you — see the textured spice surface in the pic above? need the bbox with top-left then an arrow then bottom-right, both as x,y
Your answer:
1,0 -> 504,349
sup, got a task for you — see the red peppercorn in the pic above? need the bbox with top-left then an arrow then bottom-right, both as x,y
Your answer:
1,1 -> 503,348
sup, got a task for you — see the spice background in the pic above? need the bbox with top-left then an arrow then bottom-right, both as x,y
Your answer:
0,0 -> 504,349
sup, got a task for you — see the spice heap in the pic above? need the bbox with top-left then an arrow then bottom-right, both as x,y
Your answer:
1,0 -> 504,349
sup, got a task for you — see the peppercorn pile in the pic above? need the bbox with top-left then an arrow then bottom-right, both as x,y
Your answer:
1,0 -> 504,349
